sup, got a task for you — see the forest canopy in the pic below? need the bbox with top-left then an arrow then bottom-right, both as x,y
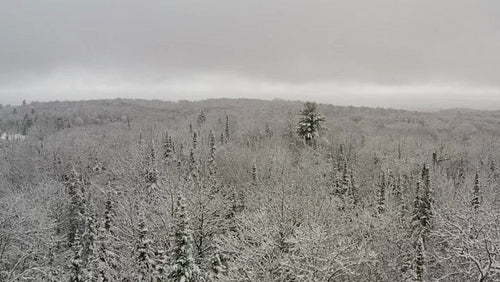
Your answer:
0,98 -> 499,281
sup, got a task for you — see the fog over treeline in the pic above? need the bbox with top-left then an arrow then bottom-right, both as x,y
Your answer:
1,1 -> 500,109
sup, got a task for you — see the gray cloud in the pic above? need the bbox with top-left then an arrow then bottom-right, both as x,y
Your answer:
1,0 -> 500,108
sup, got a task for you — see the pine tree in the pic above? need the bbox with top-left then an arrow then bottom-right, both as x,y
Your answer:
164,131 -> 175,159
208,131 -> 216,174
412,236 -> 425,282
81,212 -> 99,281
349,167 -> 358,205
225,115 -> 230,142
69,230 -> 85,282
133,213 -> 157,282
22,113 -> 33,135
297,102 -> 325,146
192,132 -> 197,149
197,111 -> 206,126
66,168 -> 87,246
143,143 -> 158,185
488,158 -> 498,184
472,169 -> 480,210
171,195 -> 196,282
410,181 -> 425,282
377,171 -> 386,214
420,164 -> 432,238
251,160 -> 258,186
95,194 -> 119,281
264,122 -> 273,138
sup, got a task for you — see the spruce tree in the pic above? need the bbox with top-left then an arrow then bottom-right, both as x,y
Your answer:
192,132 -> 197,149
251,160 -> 258,186
297,102 -> 325,146
133,213 -> 157,282
164,131 -> 174,159
225,115 -> 230,142
69,230 -> 84,282
208,131 -> 216,174
472,169 -> 480,210
82,212 -> 99,281
410,181 -> 425,282
412,236 -> 425,282
377,171 -> 386,214
171,195 -> 196,282
420,164 -> 432,239
95,195 -> 119,281
197,111 -> 206,126
66,168 -> 87,246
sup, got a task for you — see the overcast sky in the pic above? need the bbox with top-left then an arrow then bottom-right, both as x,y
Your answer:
1,1 -> 499,109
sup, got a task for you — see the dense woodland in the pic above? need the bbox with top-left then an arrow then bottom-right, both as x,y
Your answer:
0,98 -> 499,281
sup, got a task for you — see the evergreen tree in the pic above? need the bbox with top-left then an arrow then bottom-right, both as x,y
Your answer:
81,212 -> 99,281
192,132 -> 197,149
251,160 -> 258,186
412,236 -> 425,282
420,164 -> 433,238
171,195 -> 196,282
133,213 -> 157,282
163,131 -> 175,159
69,230 -> 85,282
197,110 -> 206,126
410,181 -> 425,282
22,113 -> 33,135
66,168 -> 87,246
142,142 -> 158,185
349,166 -> 358,205
208,131 -> 216,174
264,122 -> 273,138
95,195 -> 119,281
488,157 -> 498,184
472,169 -> 480,210
377,171 -> 386,214
225,115 -> 230,142
297,102 -> 325,146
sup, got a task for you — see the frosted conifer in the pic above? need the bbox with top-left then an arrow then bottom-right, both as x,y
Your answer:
171,195 -> 196,282
472,169 -> 480,210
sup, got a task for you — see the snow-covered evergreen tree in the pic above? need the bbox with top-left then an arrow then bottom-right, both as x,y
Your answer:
81,211 -> 99,281
192,132 -> 197,149
171,195 -> 196,282
412,236 -> 425,282
420,164 -> 433,239
65,168 -> 87,246
224,115 -> 230,142
208,130 -> 216,174
377,171 -> 386,214
94,195 -> 119,281
251,160 -> 258,186
471,169 -> 480,210
410,181 -> 425,282
197,110 -> 206,126
164,131 -> 175,159
69,230 -> 85,282
133,212 -> 157,282
297,102 -> 325,146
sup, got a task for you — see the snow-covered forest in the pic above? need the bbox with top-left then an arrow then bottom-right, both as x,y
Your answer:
0,98 -> 499,281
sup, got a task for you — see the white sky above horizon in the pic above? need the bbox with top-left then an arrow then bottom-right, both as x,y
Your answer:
1,1 -> 500,110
